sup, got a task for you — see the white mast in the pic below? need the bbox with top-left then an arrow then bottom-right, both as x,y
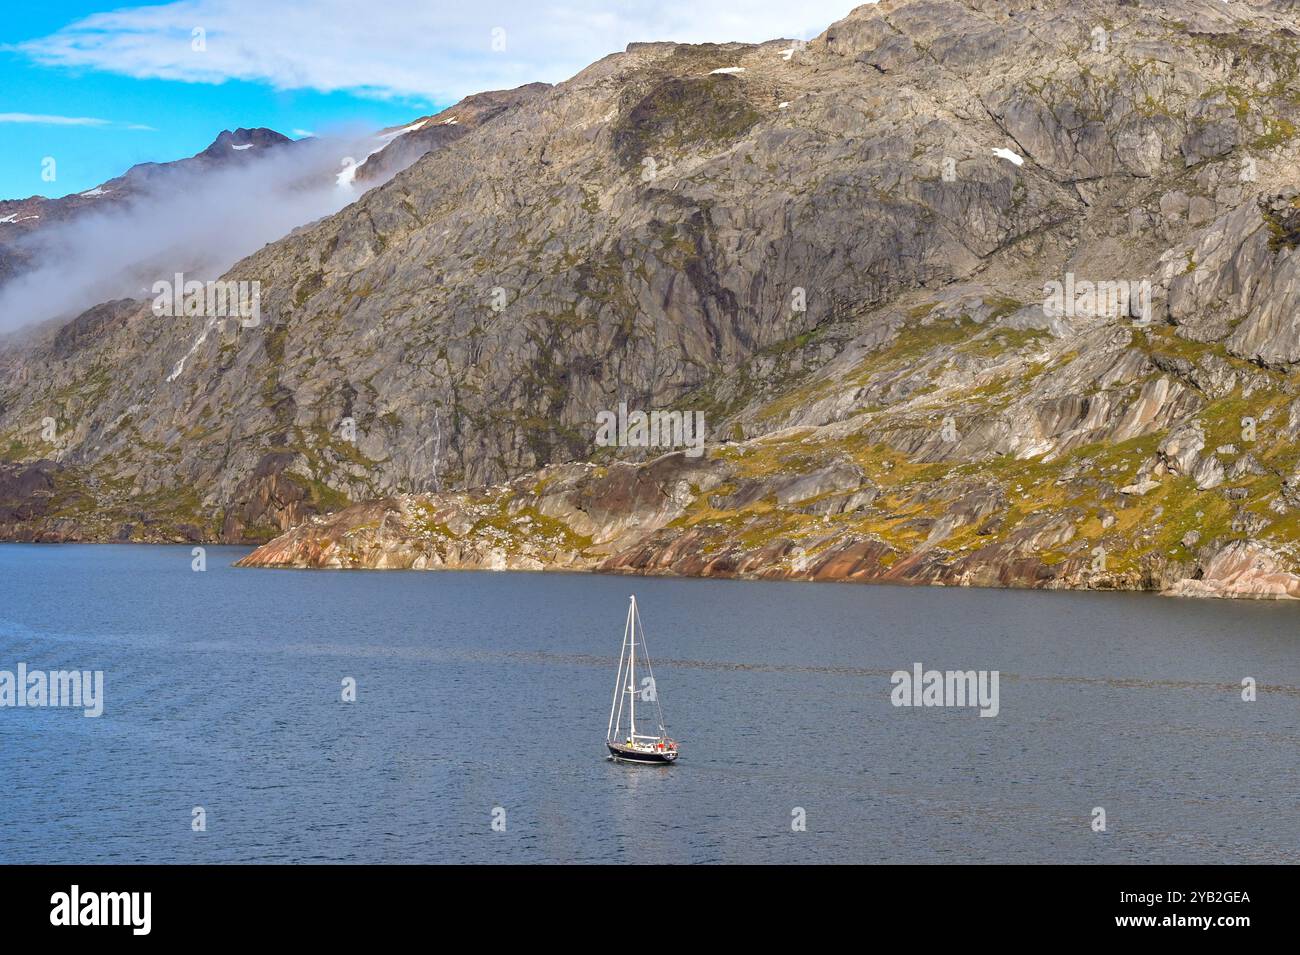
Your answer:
632,595 -> 666,740
607,598 -> 632,743
628,595 -> 637,739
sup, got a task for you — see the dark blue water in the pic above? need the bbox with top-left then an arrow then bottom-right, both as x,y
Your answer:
1,543 -> 1296,863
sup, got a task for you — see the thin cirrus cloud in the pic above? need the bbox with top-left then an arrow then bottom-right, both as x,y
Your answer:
14,0 -> 857,103
0,112 -> 154,130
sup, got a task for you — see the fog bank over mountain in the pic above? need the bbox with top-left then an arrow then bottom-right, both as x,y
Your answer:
0,129 -> 395,333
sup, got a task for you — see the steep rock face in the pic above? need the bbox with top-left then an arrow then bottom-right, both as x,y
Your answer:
7,0 -> 1300,599
1166,540 -> 1300,598
0,460 -> 66,540
48,299 -> 139,359
1159,192 -> 1300,362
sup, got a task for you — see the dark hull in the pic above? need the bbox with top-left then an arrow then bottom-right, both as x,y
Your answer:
607,743 -> 677,764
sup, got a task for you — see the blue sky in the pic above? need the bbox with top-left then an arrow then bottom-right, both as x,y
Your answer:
0,0 -> 856,199
0,2 -> 435,198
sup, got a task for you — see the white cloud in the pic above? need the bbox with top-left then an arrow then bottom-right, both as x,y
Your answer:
15,0 -> 854,103
0,113 -> 111,126
0,113 -> 155,130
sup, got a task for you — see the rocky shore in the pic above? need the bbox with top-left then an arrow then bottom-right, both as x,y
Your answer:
236,447 -> 1300,600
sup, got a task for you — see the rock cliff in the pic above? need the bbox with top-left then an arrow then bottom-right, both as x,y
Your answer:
6,0 -> 1300,597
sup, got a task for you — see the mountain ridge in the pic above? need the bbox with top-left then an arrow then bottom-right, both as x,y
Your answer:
5,0 -> 1300,598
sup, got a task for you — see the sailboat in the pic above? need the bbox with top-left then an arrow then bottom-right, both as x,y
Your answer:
606,595 -> 679,764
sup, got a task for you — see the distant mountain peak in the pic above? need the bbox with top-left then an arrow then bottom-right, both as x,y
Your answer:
199,127 -> 294,159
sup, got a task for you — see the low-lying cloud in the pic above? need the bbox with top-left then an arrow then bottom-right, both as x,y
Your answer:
0,131 -> 395,333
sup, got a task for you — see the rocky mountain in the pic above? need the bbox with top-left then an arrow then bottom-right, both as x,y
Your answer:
353,83 -> 552,184
5,0 -> 1300,599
